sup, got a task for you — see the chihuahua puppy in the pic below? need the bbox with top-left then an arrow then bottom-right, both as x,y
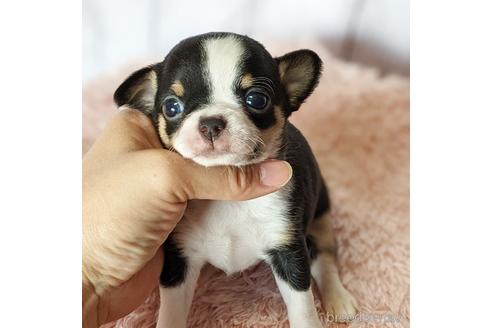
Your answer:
114,32 -> 357,328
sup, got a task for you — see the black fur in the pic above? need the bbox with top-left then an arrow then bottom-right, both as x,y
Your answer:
159,237 -> 188,287
268,238 -> 312,291
266,122 -> 330,291
113,32 -> 328,292
154,35 -> 211,136
113,32 -> 322,138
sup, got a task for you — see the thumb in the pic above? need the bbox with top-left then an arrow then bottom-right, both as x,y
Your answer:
182,160 -> 293,201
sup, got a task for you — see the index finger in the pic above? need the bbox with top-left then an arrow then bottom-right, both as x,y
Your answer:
85,108 -> 163,161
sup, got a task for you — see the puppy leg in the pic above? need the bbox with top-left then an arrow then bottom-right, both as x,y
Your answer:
268,241 -> 323,328
156,240 -> 202,328
309,216 -> 358,321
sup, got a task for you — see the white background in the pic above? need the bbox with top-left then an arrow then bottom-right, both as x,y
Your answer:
83,0 -> 409,81
1,1 -> 492,327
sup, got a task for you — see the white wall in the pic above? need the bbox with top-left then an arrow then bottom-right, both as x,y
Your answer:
83,0 -> 409,81
350,0 -> 410,75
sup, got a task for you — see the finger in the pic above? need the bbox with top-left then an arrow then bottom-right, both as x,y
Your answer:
86,108 -> 161,160
180,159 -> 293,201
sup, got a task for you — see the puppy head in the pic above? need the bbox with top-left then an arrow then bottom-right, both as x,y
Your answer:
114,32 -> 322,166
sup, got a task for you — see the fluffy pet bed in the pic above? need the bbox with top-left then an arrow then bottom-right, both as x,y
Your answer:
83,40 -> 409,328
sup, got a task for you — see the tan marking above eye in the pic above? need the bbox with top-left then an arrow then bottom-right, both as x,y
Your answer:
240,73 -> 253,89
170,81 -> 185,97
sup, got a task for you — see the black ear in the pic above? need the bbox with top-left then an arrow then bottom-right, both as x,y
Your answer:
113,65 -> 158,114
276,50 -> 322,111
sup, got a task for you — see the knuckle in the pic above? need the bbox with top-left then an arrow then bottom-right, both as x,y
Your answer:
227,166 -> 256,198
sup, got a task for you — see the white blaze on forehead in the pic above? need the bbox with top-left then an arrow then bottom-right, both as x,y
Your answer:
203,36 -> 244,104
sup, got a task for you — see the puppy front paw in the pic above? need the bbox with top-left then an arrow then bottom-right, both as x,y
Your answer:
324,286 -> 358,322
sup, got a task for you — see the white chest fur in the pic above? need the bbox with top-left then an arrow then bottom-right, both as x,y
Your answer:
173,187 -> 292,275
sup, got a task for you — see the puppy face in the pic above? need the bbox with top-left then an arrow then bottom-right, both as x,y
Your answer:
114,32 -> 322,166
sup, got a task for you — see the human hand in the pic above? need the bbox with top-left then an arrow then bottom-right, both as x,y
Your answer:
82,109 -> 292,327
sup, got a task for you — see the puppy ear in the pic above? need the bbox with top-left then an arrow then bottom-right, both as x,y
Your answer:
113,65 -> 158,114
276,50 -> 322,111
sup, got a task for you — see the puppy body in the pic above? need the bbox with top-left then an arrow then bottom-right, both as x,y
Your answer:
182,184 -> 291,275
114,32 -> 357,328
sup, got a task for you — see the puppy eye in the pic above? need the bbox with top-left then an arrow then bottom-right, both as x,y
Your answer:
163,97 -> 184,119
245,90 -> 270,112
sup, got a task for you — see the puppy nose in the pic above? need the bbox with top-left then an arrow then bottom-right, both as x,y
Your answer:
199,116 -> 226,141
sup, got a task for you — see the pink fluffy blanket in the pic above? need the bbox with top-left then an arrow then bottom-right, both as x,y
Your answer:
83,40 -> 409,328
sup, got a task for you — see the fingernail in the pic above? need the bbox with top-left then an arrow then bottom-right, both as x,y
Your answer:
259,161 -> 293,187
